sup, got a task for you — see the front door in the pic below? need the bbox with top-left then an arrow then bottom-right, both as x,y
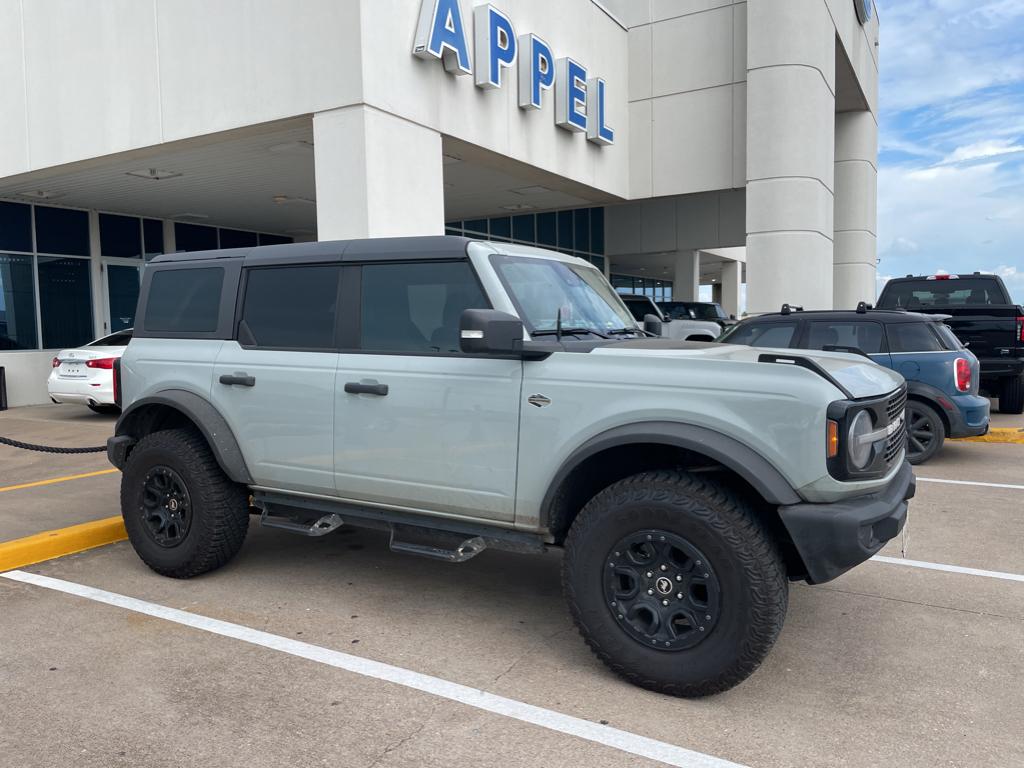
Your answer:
104,263 -> 141,332
334,261 -> 522,524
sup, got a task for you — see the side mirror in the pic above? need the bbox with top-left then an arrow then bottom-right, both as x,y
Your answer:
643,314 -> 663,336
459,309 -> 525,355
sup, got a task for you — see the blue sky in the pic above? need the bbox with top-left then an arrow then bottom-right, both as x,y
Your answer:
877,0 -> 1024,302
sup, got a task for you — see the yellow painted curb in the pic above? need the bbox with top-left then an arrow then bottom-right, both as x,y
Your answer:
0,516 -> 126,572
0,468 -> 119,494
953,428 -> 1024,445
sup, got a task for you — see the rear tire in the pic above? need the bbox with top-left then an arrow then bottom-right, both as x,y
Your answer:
121,427 -> 249,578
562,470 -> 788,697
906,401 -> 944,464
88,403 -> 120,416
999,376 -> 1024,415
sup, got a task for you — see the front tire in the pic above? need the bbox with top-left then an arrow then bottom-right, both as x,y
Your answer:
906,401 -> 944,464
562,470 -> 788,697
999,376 -> 1024,414
121,428 -> 249,578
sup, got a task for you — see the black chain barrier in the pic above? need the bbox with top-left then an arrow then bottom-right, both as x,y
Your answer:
0,436 -> 107,454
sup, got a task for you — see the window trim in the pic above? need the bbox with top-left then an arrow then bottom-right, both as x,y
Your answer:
234,262 -> 344,353
347,258 -> 495,357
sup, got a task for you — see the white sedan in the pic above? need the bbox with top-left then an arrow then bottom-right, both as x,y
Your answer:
47,329 -> 132,414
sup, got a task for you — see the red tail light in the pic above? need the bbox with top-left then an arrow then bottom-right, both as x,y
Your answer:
51,357 -> 60,368
1017,316 -> 1024,343
954,357 -> 971,392
85,357 -> 116,370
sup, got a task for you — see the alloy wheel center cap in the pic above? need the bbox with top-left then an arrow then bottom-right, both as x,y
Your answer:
655,576 -> 674,595
167,498 -> 179,512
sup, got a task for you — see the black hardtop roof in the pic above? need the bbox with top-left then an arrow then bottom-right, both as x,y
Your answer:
148,235 -> 476,266
743,309 -> 948,324
886,273 -> 1005,281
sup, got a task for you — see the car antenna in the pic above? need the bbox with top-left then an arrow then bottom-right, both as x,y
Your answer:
556,307 -> 562,342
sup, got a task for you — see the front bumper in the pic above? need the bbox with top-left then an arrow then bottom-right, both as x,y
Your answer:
778,461 -> 915,584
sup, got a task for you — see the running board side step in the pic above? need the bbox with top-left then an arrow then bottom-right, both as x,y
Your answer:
252,491 -> 546,560
388,524 -> 486,562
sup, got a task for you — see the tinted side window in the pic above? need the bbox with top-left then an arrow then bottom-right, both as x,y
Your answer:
722,322 -> 798,348
887,322 -> 945,353
145,268 -> 224,333
807,321 -> 884,354
360,261 -> 488,353
241,265 -> 341,350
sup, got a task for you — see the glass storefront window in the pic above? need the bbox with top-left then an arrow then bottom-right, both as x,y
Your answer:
37,256 -> 93,349
143,218 -> 164,257
257,233 -> 293,246
35,206 -> 89,256
219,229 -> 258,249
174,222 -> 218,252
0,254 -> 38,350
100,213 -> 143,258
0,202 -> 33,253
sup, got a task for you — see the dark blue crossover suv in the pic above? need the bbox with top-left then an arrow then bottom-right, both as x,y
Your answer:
719,305 -> 990,464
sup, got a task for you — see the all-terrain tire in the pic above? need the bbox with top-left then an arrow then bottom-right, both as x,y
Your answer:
562,470 -> 788,697
121,427 -> 249,578
999,376 -> 1024,415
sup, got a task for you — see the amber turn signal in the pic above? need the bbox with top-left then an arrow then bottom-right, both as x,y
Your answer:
826,420 -> 839,459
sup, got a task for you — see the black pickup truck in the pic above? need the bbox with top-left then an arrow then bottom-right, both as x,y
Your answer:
877,273 -> 1024,413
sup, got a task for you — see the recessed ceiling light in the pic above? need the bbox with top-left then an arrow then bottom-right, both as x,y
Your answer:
500,203 -> 536,211
511,185 -> 551,195
268,140 -> 314,155
126,168 -> 183,181
16,189 -> 63,200
272,195 -> 316,206
171,212 -> 209,221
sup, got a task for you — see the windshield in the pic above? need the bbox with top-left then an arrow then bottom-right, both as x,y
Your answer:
490,254 -> 637,333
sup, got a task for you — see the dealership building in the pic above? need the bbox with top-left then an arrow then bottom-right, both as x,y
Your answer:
0,0 -> 879,407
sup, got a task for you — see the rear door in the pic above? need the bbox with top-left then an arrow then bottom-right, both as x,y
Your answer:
334,260 -> 522,524
211,262 -> 342,495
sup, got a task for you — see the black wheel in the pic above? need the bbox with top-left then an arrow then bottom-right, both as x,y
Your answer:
88,403 -> 121,415
905,401 -> 944,464
562,470 -> 788,697
121,427 -> 249,578
999,376 -> 1024,414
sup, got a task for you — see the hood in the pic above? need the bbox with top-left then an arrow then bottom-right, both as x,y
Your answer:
591,340 -> 904,400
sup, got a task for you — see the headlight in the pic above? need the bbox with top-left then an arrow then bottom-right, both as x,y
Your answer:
848,410 -> 875,469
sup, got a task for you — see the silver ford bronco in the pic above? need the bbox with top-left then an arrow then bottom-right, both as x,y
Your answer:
108,236 -> 914,697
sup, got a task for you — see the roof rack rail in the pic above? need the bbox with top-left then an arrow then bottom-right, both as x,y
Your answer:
780,303 -> 804,315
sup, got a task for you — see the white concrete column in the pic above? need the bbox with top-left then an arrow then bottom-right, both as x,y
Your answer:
162,219 -> 177,254
745,0 -> 836,313
671,250 -> 699,301
314,105 -> 444,240
720,260 -> 741,318
833,110 -> 878,309
88,210 -> 105,338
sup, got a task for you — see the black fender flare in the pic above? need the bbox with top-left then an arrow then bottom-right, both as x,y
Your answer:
540,421 -> 802,529
904,381 -> 951,433
115,390 -> 253,484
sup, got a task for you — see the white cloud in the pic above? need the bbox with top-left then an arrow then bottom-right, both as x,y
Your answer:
941,139 -> 1024,165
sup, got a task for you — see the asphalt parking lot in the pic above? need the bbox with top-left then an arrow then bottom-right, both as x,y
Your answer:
1,404 -> 1022,767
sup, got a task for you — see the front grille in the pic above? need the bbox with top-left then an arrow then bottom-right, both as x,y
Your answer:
884,387 -> 908,465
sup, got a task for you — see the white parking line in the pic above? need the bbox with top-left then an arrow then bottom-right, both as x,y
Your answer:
917,477 -> 1024,491
872,556 -> 1024,583
1,569 -> 746,768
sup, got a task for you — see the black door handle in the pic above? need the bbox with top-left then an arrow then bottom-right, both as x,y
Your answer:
219,373 -> 256,387
344,381 -> 388,396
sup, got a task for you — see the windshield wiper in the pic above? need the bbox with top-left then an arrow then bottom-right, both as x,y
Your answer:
606,327 -> 643,336
532,327 -> 610,339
